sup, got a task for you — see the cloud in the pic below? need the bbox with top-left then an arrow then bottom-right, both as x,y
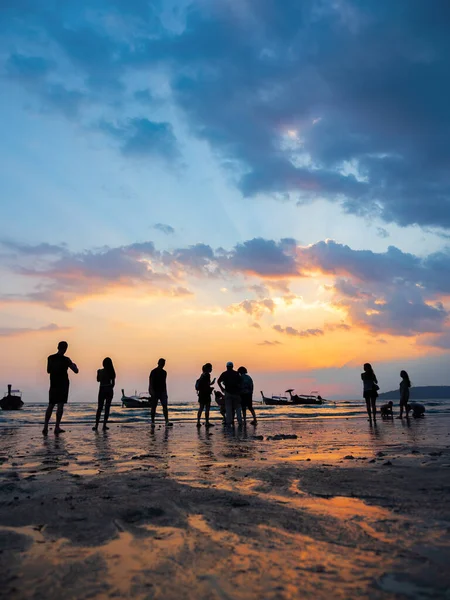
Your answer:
100,118 -> 180,162
273,325 -> 324,338
5,3 -> 450,229
0,240 -> 177,310
225,238 -> 298,277
2,235 -> 450,338
227,299 -> 275,320
5,53 -> 85,118
376,228 -> 390,239
0,323 -> 70,338
257,340 -> 282,346
153,223 -> 175,235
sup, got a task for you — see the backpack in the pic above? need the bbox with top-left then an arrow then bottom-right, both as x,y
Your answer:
195,375 -> 202,393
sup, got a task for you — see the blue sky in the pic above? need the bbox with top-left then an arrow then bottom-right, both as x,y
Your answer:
1,0 -> 450,401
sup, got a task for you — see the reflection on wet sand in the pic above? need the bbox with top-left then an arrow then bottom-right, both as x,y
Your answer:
0,417 -> 450,599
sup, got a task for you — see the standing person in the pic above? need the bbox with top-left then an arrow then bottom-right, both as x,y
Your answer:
149,358 -> 172,426
43,341 -> 79,436
196,363 -> 215,428
238,366 -> 257,426
93,357 -> 116,431
398,370 -> 411,419
361,363 -> 378,422
217,361 -> 243,427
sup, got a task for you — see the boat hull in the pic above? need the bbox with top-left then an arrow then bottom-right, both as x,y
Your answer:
122,398 -> 151,408
0,397 -> 24,410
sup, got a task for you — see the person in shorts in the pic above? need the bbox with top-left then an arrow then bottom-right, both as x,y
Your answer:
149,358 -> 172,426
238,366 -> 257,425
196,363 -> 215,428
43,341 -> 79,435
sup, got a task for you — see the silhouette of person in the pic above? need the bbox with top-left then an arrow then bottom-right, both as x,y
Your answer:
361,363 -> 378,422
217,361 -> 243,427
93,357 -> 116,431
43,341 -> 78,435
380,401 -> 393,418
406,401 -> 425,418
238,366 -> 257,425
149,358 -> 172,426
196,363 -> 215,428
398,370 -> 411,418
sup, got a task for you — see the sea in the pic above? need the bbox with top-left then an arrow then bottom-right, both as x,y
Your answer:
1,397 -> 450,427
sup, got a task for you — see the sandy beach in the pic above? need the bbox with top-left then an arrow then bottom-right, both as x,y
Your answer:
1,415 -> 450,599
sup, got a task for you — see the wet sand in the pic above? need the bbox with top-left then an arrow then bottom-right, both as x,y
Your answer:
1,416 -> 450,599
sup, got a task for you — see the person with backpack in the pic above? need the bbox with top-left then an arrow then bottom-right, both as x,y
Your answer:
196,363 -> 215,427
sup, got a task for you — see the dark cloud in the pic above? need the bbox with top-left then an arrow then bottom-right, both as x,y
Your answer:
5,53 -> 85,118
153,223 -> 175,235
100,118 -> 179,161
6,2 -> 450,226
0,240 -> 68,256
164,243 -> 215,273
225,238 -> 298,277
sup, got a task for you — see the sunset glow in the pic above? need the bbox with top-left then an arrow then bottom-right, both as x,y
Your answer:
1,1 -> 450,402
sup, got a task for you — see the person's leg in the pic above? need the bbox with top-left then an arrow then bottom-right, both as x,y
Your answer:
205,401 -> 213,426
234,396 -> 243,426
55,403 -> 65,433
365,397 -> 372,420
94,392 -> 105,430
247,395 -> 257,424
371,395 -> 377,420
43,403 -> 54,434
225,393 -> 233,426
161,394 -> 171,425
197,401 -> 203,426
103,399 -> 112,429
150,397 -> 157,424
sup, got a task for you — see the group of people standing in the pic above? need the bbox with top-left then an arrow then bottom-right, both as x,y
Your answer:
196,361 -> 257,428
43,342 -> 426,435
43,342 -> 257,434
361,363 -> 425,421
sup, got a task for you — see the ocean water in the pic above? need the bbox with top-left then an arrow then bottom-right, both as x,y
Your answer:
1,397 -> 449,427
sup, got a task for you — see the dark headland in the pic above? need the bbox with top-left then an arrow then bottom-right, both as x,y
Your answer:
378,385 -> 450,400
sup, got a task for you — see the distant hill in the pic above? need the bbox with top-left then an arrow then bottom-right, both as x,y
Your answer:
378,386 -> 450,400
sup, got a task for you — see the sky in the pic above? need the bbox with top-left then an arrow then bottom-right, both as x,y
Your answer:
1,0 -> 450,402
